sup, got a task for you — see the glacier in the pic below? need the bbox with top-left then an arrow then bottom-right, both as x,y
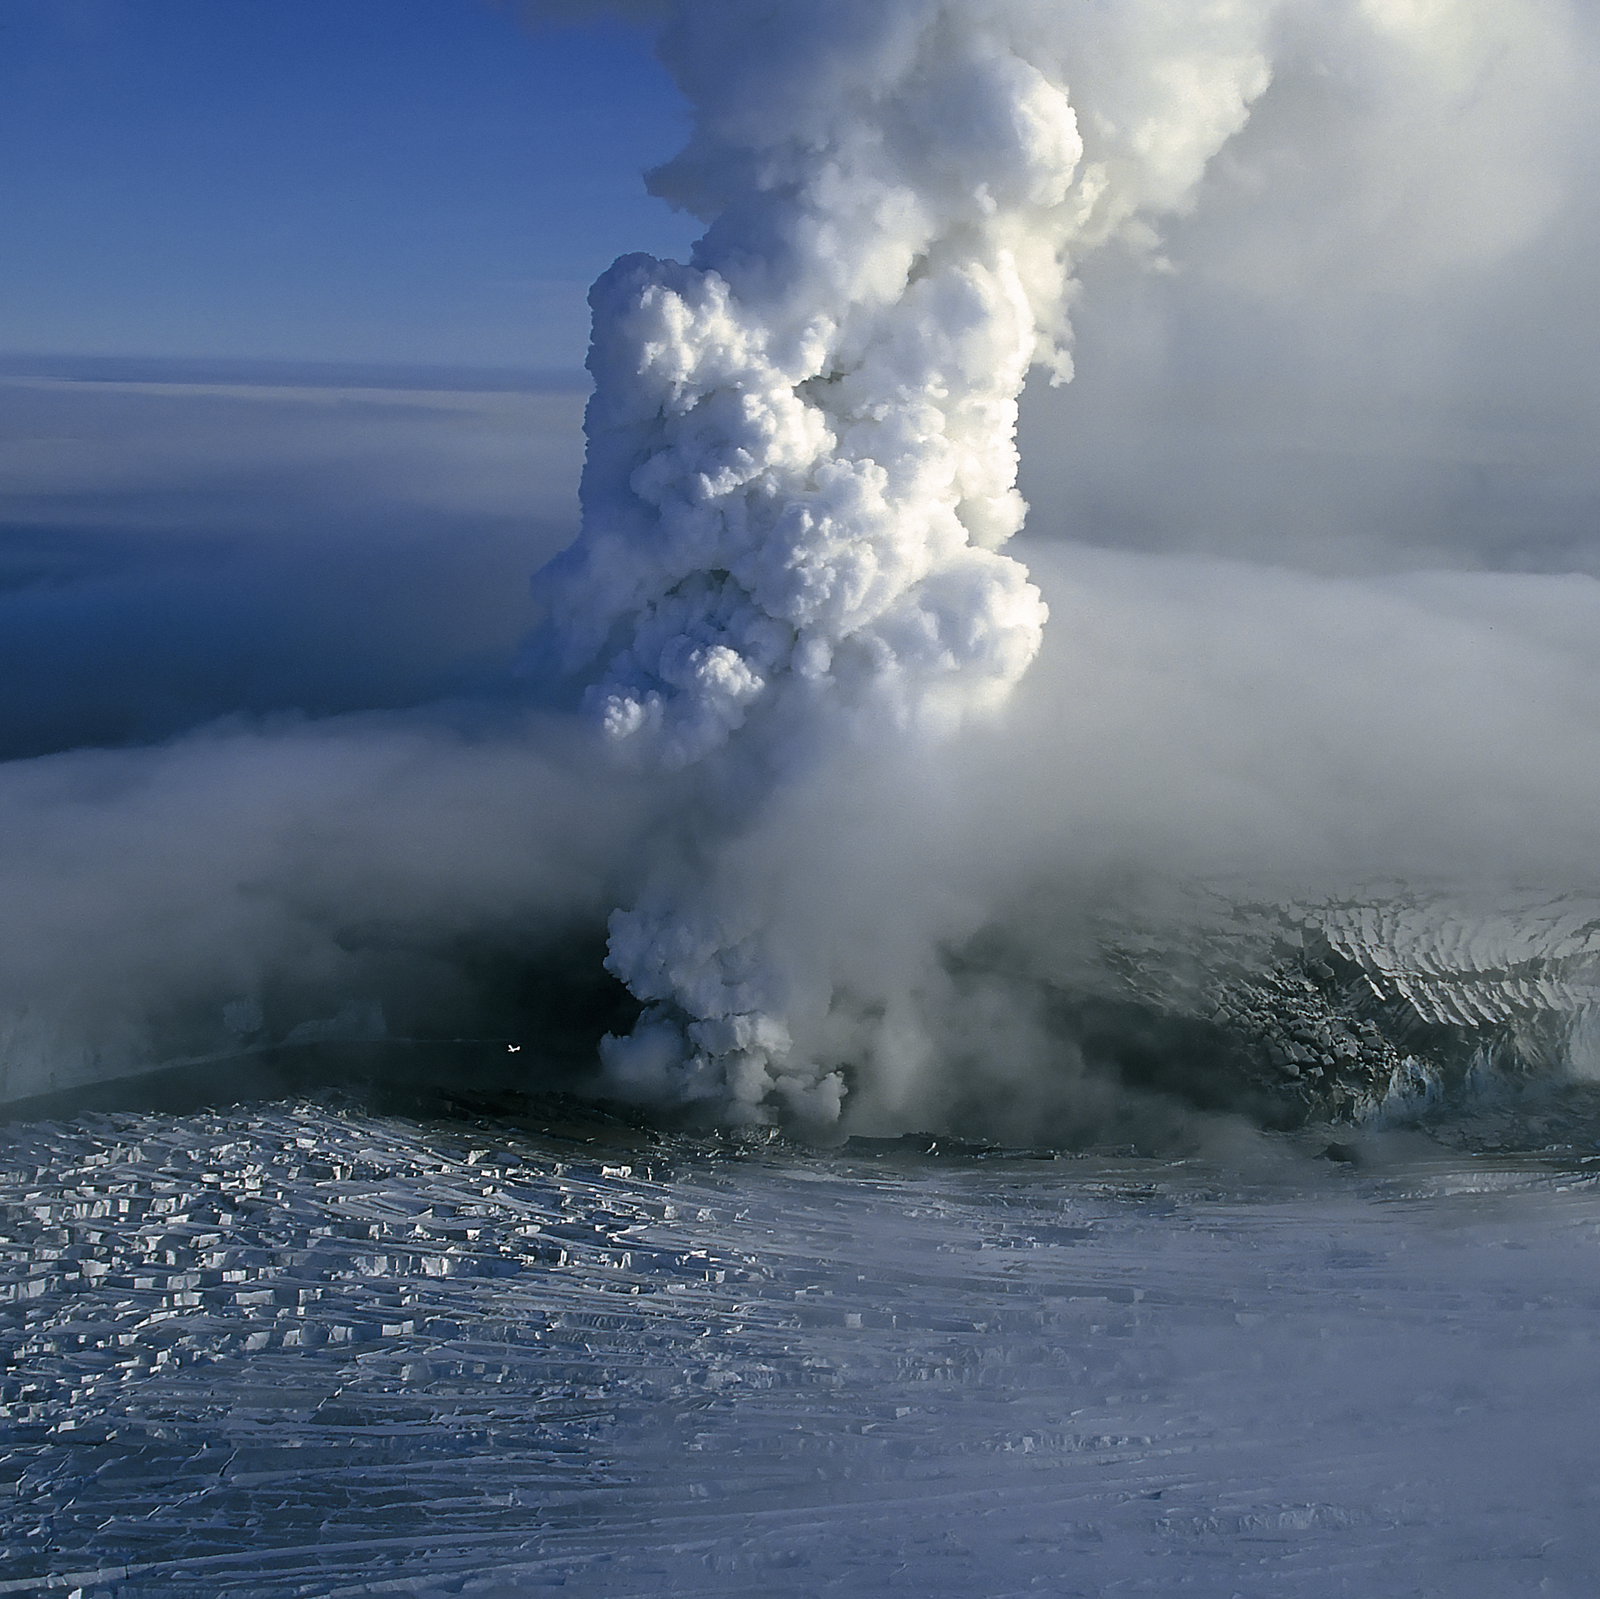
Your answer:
5,1088 -> 1600,1597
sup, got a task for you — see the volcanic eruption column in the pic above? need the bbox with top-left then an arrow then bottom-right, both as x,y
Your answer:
533,0 -> 1279,1121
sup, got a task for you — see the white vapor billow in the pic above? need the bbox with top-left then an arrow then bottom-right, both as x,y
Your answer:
525,0 -> 1600,1129
533,0 -> 1272,1121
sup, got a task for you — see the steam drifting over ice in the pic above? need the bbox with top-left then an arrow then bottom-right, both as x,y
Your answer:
537,0 -> 1282,1121
2,1 -> 1596,1137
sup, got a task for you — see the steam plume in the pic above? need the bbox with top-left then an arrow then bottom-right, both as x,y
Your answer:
3,1 -> 1592,1132
530,0 -> 1288,1120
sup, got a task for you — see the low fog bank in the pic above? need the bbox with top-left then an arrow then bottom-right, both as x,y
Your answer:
601,540 -> 1600,1144
0,707 -> 658,1108
1001,541 -> 1600,890
0,366 -> 621,1111
4,465 -> 1597,1136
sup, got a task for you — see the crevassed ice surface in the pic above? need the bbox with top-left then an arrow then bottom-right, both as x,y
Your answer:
5,1100 -> 1600,1597
1048,887 -> 1600,1121
1079,888 -> 1600,1029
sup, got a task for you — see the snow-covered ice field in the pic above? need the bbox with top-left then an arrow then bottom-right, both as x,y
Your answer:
5,1095 -> 1599,1597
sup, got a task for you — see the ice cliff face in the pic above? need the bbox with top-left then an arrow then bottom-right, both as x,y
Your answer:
985,887 -> 1600,1128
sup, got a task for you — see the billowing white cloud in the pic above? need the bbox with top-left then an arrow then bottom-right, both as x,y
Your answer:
531,0 -> 1600,1126
534,0 -> 1293,1120
3,3 -> 1595,1144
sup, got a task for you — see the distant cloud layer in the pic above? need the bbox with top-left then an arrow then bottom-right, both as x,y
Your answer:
0,373 -> 583,759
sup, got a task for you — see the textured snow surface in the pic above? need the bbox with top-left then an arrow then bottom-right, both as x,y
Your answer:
4,1101 -> 1600,1596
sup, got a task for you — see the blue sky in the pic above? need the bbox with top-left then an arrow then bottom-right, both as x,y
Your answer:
0,0 -> 698,368
2,0 -> 1595,577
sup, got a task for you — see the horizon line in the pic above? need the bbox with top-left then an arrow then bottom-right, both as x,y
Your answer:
0,350 -> 592,395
